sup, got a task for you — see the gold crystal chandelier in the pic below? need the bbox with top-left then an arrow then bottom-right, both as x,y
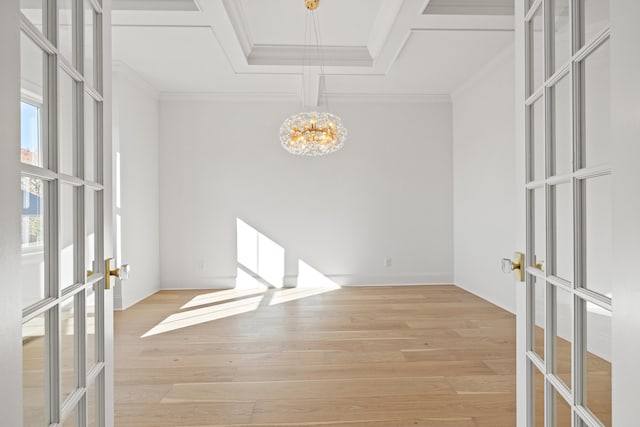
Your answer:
280,0 -> 347,156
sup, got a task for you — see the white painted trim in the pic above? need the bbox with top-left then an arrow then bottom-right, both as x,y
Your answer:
112,11 -> 209,28
248,45 -> 373,67
160,91 -> 299,103
454,281 -> 516,314
112,60 -> 159,100
422,3 -> 514,16
161,273 -> 453,290
112,0 -> 199,11
412,14 -> 515,31
113,285 -> 158,311
323,93 -> 451,104
367,0 -> 405,58
221,0 -> 253,57
159,91 -> 451,104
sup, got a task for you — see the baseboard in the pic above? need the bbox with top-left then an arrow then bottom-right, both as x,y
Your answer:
452,280 -> 516,315
161,273 -> 453,290
114,287 -> 161,311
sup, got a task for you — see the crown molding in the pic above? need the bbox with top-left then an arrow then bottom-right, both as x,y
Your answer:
159,91 -> 299,103
160,91 -> 451,104
112,0 -> 199,11
112,60 -> 160,100
324,92 -> 451,104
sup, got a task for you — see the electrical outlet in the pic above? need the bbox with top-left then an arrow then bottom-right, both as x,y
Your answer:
385,257 -> 392,267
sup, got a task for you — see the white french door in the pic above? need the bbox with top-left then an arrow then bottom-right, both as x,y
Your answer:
0,0 -> 113,425
515,0 -> 640,426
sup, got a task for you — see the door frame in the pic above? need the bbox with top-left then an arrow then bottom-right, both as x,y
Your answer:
0,0 -> 24,423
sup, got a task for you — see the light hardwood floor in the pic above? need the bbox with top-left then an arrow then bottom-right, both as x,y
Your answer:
114,285 -> 518,426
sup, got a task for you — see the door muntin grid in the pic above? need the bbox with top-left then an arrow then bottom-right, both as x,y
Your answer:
523,0 -> 612,426
20,0 -> 106,425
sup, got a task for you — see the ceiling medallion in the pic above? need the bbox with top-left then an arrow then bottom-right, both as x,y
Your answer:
280,0 -> 348,156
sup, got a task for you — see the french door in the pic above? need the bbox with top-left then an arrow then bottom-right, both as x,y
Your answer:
516,0 -> 620,425
11,0 -> 113,425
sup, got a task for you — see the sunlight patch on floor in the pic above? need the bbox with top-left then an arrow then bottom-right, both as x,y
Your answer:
141,295 -> 264,338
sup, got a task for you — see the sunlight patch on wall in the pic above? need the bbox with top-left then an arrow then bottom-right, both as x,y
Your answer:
236,218 -> 284,288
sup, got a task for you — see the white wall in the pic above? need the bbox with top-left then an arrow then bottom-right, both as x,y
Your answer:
452,45 -> 517,313
159,97 -> 453,288
112,62 -> 160,309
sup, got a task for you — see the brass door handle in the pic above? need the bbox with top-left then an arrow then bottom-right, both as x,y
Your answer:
502,252 -> 544,282
87,258 -> 130,289
502,252 -> 525,282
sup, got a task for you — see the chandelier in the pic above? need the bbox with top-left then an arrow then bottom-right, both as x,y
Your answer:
280,0 -> 347,156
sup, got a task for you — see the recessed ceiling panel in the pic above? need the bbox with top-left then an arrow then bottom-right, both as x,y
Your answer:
112,26 -> 299,93
423,0 -> 514,16
324,31 -> 514,94
240,0 -> 383,47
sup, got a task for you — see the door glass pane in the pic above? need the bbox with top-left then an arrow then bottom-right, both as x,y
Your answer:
581,40 -> 610,169
553,182 -> 572,282
21,33 -> 45,168
87,287 -> 97,367
21,0 -> 45,33
59,70 -> 76,176
84,0 -> 95,87
85,95 -> 97,181
532,279 -> 545,360
553,75 -> 571,176
555,389 -> 572,426
21,177 -> 47,308
533,362 -> 544,427
86,189 -> 96,273
534,187 -> 546,268
23,312 -> 48,426
583,174 -> 612,297
531,97 -> 545,181
63,405 -> 78,426
554,286 -> 572,389
581,0 -> 609,45
61,184 -> 77,290
529,6 -> 544,93
88,378 -> 97,426
584,301 -> 612,426
553,0 -> 571,72
58,0 -> 75,63
61,295 -> 77,402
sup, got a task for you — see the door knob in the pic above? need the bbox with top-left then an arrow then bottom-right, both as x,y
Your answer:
502,252 -> 544,282
502,252 -> 525,282
87,259 -> 130,288
103,258 -> 129,289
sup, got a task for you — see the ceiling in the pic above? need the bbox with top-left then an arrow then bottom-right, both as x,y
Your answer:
112,0 -> 515,102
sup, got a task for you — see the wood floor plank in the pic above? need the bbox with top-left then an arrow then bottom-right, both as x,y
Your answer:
114,285 -> 521,426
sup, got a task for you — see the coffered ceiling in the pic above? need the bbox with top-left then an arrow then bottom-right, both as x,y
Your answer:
112,0 -> 515,102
